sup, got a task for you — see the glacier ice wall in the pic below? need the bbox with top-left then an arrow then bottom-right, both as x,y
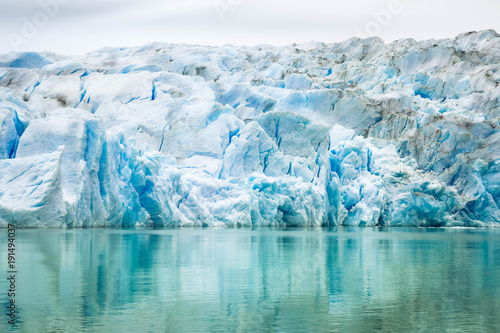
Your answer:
0,30 -> 499,227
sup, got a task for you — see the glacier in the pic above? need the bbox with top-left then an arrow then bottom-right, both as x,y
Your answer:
0,30 -> 499,227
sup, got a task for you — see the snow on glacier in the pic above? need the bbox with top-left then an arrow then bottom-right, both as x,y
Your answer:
0,30 -> 499,227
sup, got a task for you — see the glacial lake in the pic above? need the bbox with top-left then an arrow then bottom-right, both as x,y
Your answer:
1,227 -> 500,332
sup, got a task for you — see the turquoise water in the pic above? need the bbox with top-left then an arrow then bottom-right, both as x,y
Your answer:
1,227 -> 500,332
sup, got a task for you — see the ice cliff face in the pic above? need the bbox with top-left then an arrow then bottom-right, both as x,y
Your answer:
0,30 -> 499,227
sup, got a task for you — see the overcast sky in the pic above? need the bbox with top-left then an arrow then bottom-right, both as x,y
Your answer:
1,0 -> 499,54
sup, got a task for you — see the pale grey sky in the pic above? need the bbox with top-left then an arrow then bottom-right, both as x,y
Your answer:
1,0 -> 499,54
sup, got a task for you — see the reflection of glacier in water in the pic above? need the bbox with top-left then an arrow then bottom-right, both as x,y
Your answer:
1,228 -> 500,332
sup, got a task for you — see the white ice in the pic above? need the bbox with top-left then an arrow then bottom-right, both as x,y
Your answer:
0,30 -> 499,227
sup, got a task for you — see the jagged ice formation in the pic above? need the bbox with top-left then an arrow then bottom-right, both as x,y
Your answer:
0,30 -> 499,227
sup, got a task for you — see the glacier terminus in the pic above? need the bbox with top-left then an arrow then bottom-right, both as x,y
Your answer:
0,30 -> 499,227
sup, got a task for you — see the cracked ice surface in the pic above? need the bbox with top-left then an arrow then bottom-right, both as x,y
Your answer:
0,30 -> 499,227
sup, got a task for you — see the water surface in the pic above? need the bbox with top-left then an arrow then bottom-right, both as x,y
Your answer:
1,227 -> 500,332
